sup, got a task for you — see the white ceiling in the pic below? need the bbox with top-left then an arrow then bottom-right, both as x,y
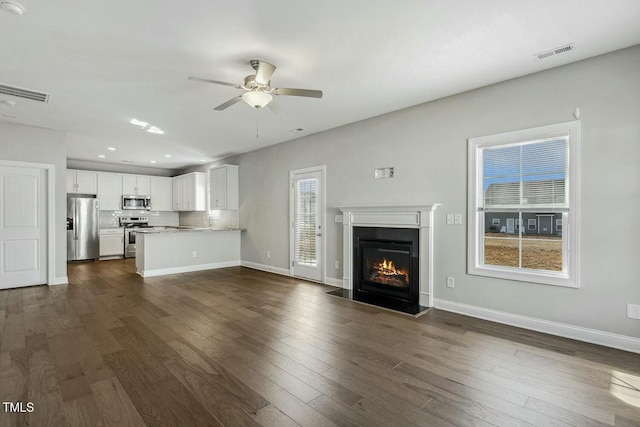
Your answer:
1,0 -> 639,170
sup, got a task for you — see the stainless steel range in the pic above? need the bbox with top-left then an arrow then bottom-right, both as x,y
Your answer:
120,216 -> 150,258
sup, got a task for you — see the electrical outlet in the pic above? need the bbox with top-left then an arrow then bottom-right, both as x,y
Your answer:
192,251 -> 197,258
454,213 -> 463,225
628,303 -> 640,319
446,214 -> 454,225
266,250 -> 271,258
335,214 -> 343,223
446,277 -> 455,288
335,260 -> 340,269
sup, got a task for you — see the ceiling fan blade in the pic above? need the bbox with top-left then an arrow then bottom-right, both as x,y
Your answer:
214,96 -> 243,111
267,100 -> 284,116
273,87 -> 323,98
189,76 -> 243,89
254,61 -> 276,85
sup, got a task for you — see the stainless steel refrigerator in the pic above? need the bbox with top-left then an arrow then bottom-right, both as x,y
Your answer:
67,194 -> 99,261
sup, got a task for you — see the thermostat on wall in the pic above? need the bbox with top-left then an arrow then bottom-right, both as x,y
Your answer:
374,167 -> 394,179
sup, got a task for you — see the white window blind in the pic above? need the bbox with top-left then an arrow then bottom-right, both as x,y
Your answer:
478,136 -> 569,212
294,178 -> 317,266
468,121 -> 580,288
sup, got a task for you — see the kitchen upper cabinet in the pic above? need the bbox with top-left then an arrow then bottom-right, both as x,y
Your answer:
172,176 -> 182,211
122,175 -> 151,195
209,165 -> 239,210
150,176 -> 172,211
97,173 -> 123,210
172,172 -> 206,211
67,170 -> 97,194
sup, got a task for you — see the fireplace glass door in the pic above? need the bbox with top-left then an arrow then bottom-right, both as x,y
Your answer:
360,241 -> 412,301
353,227 -> 419,306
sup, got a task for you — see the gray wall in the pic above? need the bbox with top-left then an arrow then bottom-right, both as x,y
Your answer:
211,45 -> 640,338
0,122 -> 68,282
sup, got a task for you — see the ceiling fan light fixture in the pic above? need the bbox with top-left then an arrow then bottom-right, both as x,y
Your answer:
242,91 -> 272,109
1,1 -> 26,15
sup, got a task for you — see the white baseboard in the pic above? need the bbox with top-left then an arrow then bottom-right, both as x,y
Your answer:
49,276 -> 69,286
240,260 -> 291,277
138,261 -> 240,278
240,261 -> 343,288
434,299 -> 640,354
324,277 -> 343,288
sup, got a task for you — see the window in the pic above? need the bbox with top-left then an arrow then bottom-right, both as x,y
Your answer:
468,121 -> 580,287
492,218 -> 500,225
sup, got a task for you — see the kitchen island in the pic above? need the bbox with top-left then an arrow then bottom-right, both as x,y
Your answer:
135,227 -> 242,277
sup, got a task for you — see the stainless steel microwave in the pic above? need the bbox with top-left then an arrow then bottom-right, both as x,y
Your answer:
122,195 -> 151,210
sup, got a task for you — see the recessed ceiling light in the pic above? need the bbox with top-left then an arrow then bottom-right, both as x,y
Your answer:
130,118 -> 148,128
150,160 -> 156,164
98,155 -> 106,158
147,126 -> 164,135
107,147 -> 116,151
1,1 -> 26,15
164,154 -> 171,158
199,159 -> 206,162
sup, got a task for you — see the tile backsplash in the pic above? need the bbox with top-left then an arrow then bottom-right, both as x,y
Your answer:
100,210 -> 179,228
100,210 -> 238,229
180,210 -> 239,229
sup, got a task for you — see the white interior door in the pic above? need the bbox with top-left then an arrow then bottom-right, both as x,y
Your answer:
0,166 -> 47,289
291,168 -> 324,282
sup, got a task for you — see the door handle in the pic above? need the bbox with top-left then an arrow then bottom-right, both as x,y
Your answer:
316,233 -> 322,237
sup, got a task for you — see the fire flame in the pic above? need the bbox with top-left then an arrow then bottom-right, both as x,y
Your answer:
373,258 -> 408,279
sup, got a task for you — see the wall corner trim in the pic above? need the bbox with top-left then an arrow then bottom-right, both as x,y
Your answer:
434,299 -> 640,354
50,276 -> 69,286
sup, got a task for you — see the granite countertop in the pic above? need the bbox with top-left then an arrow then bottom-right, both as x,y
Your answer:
136,226 -> 244,234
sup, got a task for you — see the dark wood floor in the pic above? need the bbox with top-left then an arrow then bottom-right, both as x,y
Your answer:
1,259 -> 639,426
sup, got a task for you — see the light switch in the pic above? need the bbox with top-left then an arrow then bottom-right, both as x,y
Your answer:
454,214 -> 463,225
446,214 -> 454,225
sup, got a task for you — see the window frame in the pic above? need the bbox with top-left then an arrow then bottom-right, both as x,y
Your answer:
527,219 -> 536,230
467,121 -> 580,288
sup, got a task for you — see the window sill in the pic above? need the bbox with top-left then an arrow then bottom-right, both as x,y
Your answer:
468,265 -> 578,288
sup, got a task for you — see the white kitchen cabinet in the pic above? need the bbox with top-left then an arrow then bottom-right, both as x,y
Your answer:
172,176 -> 182,210
209,165 -> 239,210
172,172 -> 206,211
99,228 -> 124,257
122,175 -> 151,195
97,173 -> 123,210
67,170 -> 97,194
150,176 -> 172,211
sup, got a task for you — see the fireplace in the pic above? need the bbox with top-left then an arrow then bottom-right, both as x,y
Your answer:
353,227 -> 419,307
335,204 -> 439,315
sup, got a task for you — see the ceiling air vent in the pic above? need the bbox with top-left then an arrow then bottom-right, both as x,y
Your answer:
0,84 -> 50,103
535,43 -> 574,60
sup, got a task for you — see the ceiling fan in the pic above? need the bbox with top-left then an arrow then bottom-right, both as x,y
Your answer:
189,60 -> 323,111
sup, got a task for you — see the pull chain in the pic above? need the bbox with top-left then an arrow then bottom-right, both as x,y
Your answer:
256,108 -> 259,138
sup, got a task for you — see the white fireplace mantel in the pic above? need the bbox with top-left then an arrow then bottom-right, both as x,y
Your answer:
337,204 -> 440,307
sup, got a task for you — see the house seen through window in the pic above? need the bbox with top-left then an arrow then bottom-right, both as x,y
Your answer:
467,121 -> 580,287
